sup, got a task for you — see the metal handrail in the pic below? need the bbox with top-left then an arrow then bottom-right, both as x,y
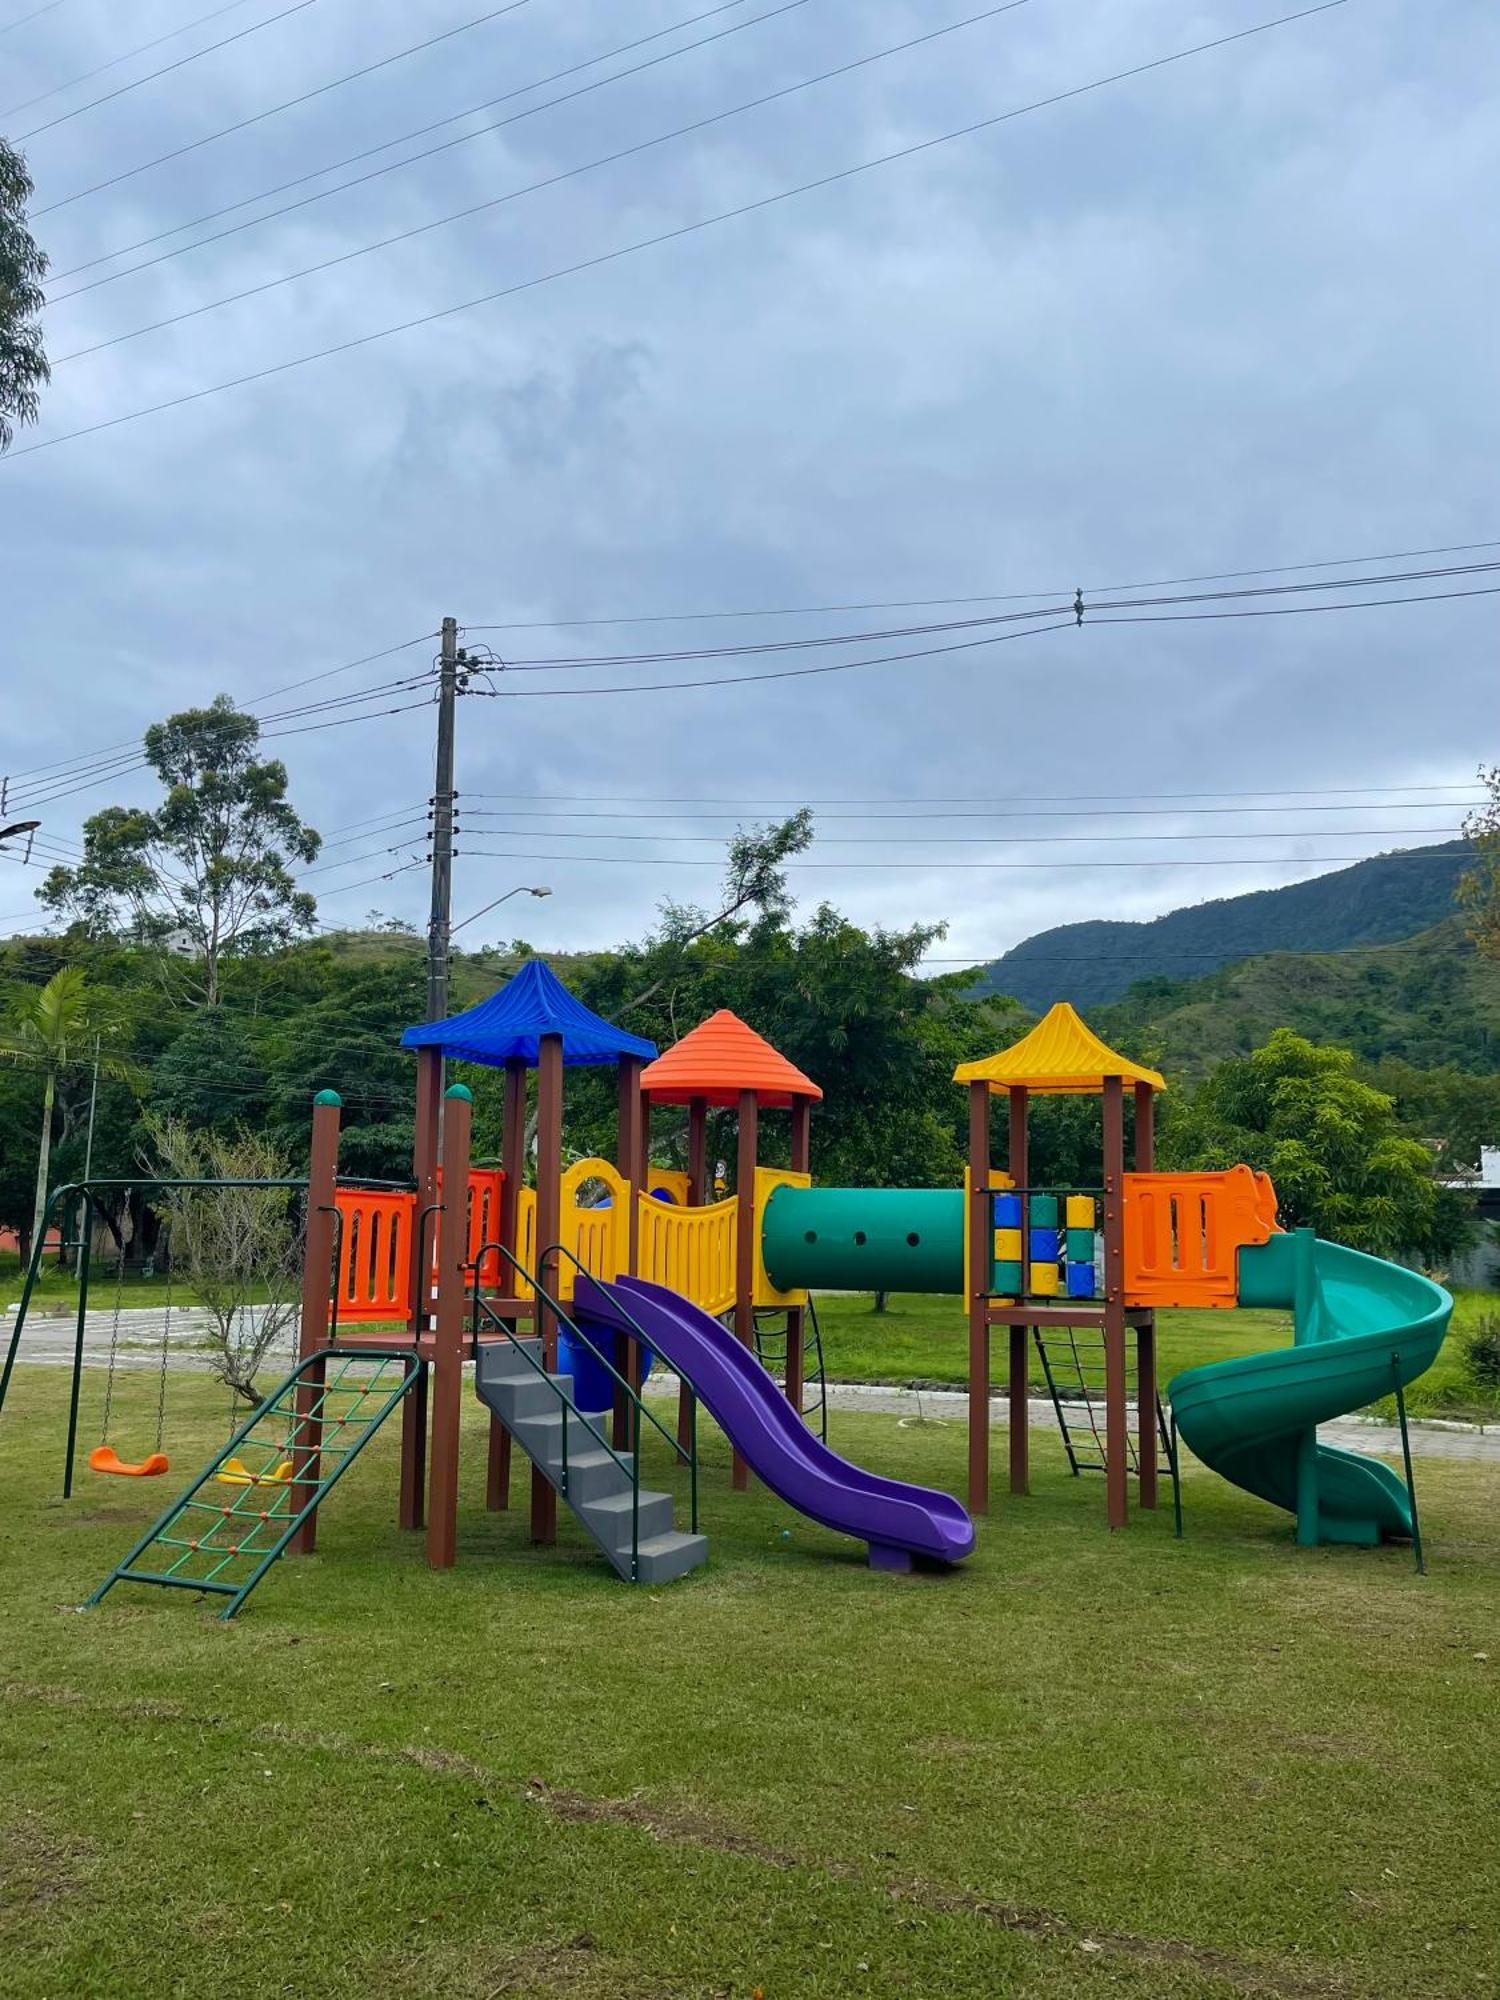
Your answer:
468,1247 -> 643,1577
539,1244 -> 695,1470
542,1242 -> 698,1537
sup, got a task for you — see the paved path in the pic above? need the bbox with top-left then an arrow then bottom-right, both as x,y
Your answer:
8,1308 -> 1497,1464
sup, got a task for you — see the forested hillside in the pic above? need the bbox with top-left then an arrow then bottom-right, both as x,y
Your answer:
1097,917 -> 1500,1080
971,842 -> 1470,1007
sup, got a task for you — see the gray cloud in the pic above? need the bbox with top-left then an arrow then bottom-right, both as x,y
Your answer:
2,0 -> 1495,967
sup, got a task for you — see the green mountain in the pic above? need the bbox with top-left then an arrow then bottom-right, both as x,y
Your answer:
969,842 -> 1471,1009
1094,916 -> 1500,1081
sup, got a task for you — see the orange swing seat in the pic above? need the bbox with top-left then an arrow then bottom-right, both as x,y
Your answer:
89,1445 -> 170,1479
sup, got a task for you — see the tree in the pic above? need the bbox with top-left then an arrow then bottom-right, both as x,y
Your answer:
41,695 -> 322,1005
149,1121 -> 303,1409
0,967 -> 140,1255
1460,764 -> 1500,959
1160,1028 -> 1464,1260
0,139 -> 48,452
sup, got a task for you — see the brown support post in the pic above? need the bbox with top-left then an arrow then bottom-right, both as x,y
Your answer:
426,1084 -> 473,1569
1134,1080 -> 1158,1511
399,1045 -> 442,1531
288,1089 -> 342,1556
1006,1084 -> 1030,1497
686,1096 -> 708,1203
784,1094 -> 812,1418
732,1088 -> 759,1491
678,1094 -> 710,1446
531,1032 -> 563,1545
1102,1075 -> 1129,1530
486,1057 -> 528,1511
613,1056 -> 645,1451
967,1080 -> 992,1514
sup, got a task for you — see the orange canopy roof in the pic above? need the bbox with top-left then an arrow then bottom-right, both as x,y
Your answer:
640,1009 -> 823,1107
952,1001 -> 1165,1097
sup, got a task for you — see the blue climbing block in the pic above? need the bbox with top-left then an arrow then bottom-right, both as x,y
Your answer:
1065,1260 -> 1097,1300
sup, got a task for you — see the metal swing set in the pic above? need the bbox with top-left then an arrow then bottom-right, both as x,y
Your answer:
0,1173 -> 311,1499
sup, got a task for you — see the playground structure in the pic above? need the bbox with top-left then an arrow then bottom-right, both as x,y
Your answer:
0,964 -> 1454,1614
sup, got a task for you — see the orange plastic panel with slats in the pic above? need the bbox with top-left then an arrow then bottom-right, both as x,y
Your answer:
1122,1166 -> 1278,1308
334,1169 -> 507,1322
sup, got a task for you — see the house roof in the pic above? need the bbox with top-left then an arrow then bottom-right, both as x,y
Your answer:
952,1001 -> 1166,1096
401,958 -> 656,1069
639,1009 -> 823,1107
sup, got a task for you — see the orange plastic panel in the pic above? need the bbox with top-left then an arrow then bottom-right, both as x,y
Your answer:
334,1188 -> 417,1322
1122,1166 -> 1278,1308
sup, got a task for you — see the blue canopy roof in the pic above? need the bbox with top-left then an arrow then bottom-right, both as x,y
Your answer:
401,958 -> 657,1069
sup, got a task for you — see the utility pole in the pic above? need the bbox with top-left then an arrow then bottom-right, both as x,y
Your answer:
426,615 -> 461,1027
401,613 -> 461,1535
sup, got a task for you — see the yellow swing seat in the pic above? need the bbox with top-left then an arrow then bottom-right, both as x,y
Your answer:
90,1445 -> 170,1479
214,1456 -> 294,1488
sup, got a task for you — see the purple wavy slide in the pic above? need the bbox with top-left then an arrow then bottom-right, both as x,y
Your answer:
573,1273 -> 975,1571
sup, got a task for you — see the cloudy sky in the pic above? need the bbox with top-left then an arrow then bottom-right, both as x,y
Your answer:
2,0 -> 1496,972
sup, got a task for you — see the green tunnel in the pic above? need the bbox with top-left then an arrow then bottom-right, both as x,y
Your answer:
761,1186 -> 966,1295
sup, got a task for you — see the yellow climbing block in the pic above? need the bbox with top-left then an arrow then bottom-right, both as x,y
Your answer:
993,1226 -> 1023,1261
1030,1263 -> 1061,1297
1065,1195 -> 1096,1228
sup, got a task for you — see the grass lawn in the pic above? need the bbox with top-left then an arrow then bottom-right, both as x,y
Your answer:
2,1365 -> 1498,1998
812,1291 -> 1497,1421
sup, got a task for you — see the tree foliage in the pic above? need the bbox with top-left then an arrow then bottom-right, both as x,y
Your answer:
1160,1028 -> 1464,1260
1460,763 -> 1500,961
0,965 -> 141,1250
0,139 -> 48,452
148,1121 -> 302,1408
41,695 -> 321,1005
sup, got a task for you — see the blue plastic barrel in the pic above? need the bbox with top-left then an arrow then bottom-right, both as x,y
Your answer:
557,1325 -> 654,1414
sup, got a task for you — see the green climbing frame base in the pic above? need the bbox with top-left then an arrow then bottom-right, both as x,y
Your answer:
84,1346 -> 419,1620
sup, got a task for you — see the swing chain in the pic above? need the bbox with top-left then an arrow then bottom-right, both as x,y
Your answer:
153,1229 -> 173,1455
98,1189 -> 129,1449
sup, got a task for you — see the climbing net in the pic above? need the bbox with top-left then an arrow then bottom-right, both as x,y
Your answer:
103,1351 -> 415,1601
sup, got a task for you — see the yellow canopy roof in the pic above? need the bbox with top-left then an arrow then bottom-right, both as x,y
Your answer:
953,1001 -> 1166,1096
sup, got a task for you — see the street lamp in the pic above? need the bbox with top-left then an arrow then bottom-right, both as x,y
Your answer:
450,883 -> 552,936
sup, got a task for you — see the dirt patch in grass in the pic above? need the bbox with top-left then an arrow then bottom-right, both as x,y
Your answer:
0,1809 -> 94,1920
892,1879 -> 1352,1997
524,1775 -> 794,1868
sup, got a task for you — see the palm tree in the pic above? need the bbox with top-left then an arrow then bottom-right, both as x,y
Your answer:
0,967 -> 139,1259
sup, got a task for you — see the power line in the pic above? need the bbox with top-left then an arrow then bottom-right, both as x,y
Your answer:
471,560 -> 1500,671
458,780 -> 1484,807
0,0 -> 72,42
48,0 -> 808,298
472,617 -> 1076,697
452,844 -> 1457,873
1088,583 -> 1500,625
8,0 -> 1350,459
465,577 -> 1496,704
457,536 -> 1500,631
0,631 -> 435,793
16,0 -> 321,141
449,824 -> 1465,848
456,801 -> 1474,823
33,0 -> 530,212
51,0 -> 1029,368
2,0 -> 263,121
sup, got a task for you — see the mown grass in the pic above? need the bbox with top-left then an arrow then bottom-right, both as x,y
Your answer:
2,1365 -> 1498,1998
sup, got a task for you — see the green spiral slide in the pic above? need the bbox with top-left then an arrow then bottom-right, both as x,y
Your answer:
1167,1230 -> 1452,1545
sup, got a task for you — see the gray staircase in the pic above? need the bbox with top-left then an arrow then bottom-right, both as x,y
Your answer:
475,1337 -> 707,1584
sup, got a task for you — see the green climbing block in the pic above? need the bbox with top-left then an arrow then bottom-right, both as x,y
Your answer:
1066,1227 -> 1096,1262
